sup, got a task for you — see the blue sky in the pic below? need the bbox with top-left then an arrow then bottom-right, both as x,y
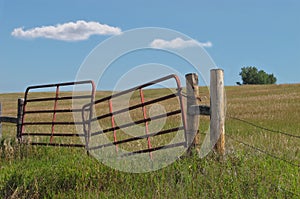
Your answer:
1,0 -> 299,93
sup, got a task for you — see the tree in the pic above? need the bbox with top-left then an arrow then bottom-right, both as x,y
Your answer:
267,74 -> 277,84
239,66 -> 277,85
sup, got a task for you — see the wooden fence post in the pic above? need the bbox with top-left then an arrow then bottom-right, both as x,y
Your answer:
17,98 -> 24,140
185,73 -> 199,155
210,69 -> 225,156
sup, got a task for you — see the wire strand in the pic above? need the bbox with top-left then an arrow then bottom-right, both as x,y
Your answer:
228,116 -> 300,139
227,134 -> 300,197
227,134 -> 299,168
224,115 -> 300,196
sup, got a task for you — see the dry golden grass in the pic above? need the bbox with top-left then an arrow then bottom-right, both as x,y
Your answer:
0,83 -> 299,198
1,84 -> 299,155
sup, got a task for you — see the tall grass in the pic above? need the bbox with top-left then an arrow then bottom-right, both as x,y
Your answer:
0,84 -> 299,198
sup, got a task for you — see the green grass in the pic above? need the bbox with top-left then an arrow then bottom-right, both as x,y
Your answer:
0,84 -> 299,198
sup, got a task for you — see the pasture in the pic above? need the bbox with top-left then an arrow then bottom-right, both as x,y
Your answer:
0,83 -> 299,198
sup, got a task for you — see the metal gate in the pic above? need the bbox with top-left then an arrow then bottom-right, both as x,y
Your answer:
19,80 -> 95,147
82,74 -> 187,159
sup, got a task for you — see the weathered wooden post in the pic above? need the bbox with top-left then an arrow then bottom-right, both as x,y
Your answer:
185,73 -> 199,155
17,98 -> 24,141
210,69 -> 225,156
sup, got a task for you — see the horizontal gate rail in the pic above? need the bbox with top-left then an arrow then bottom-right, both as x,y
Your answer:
90,110 -> 182,137
20,80 -> 95,148
82,74 -> 188,160
89,93 -> 177,122
30,143 -> 85,148
26,95 -> 92,103
88,126 -> 184,151
121,142 -> 186,158
21,133 -> 85,137
22,121 -> 85,125
0,116 -> 17,124
25,109 -> 82,114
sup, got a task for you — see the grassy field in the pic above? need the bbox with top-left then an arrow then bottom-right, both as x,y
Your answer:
0,84 -> 299,198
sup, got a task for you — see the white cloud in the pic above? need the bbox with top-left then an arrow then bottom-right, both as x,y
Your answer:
11,20 -> 122,41
150,37 -> 212,49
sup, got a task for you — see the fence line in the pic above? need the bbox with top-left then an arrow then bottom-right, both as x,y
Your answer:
227,134 -> 299,167
226,115 -> 299,167
227,133 -> 300,197
228,116 -> 300,139
186,115 -> 299,168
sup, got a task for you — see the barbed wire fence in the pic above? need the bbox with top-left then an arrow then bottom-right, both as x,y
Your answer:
226,115 -> 300,197
183,80 -> 299,197
228,116 -> 300,139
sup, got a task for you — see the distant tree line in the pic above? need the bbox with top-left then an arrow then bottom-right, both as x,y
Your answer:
238,66 -> 277,85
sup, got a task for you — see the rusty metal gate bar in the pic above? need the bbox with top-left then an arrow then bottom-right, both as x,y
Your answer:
19,80 -> 95,148
139,88 -> 153,160
108,99 -> 118,153
82,74 -> 188,159
50,85 -> 59,144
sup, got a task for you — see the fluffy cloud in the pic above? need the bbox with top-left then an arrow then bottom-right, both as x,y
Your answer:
11,20 -> 122,41
150,37 -> 212,49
